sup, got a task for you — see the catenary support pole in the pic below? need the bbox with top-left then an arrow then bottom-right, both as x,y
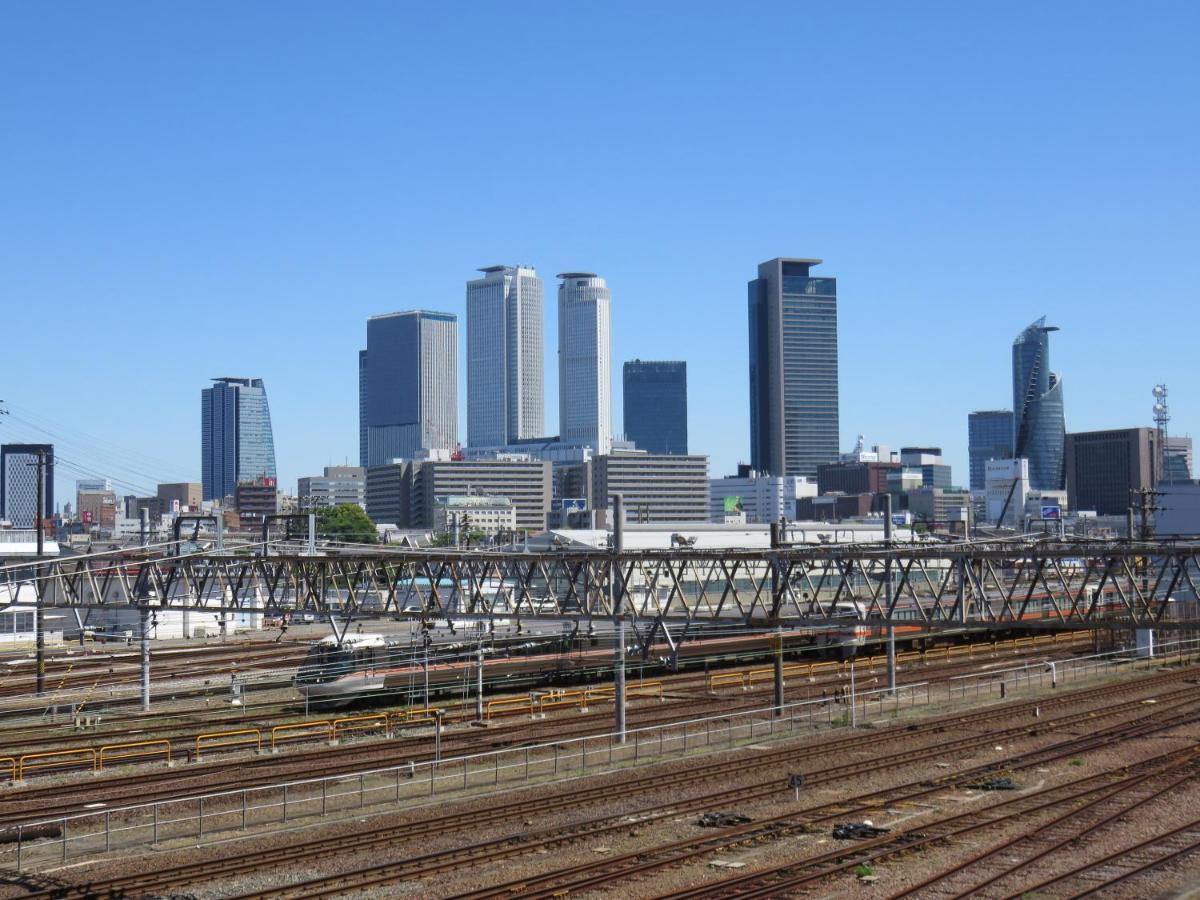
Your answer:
34,449 -> 47,697
770,521 -> 784,716
307,513 -> 316,555
140,508 -> 151,711
612,493 -> 626,743
475,641 -> 484,722
884,495 -> 896,695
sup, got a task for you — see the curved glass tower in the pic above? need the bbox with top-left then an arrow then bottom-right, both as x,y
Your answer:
1012,318 -> 1065,491
201,377 -> 277,501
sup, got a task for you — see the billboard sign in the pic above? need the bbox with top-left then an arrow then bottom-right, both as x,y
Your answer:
552,498 -> 587,512
724,496 -> 744,514
1041,505 -> 1061,520
891,513 -> 907,526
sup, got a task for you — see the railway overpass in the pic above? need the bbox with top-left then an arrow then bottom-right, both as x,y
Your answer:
2,537 -> 1197,633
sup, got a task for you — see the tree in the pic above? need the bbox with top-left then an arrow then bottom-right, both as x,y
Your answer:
316,504 -> 378,545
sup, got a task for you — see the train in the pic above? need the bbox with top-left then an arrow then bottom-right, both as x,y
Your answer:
293,602 -> 877,705
291,584 -> 1163,706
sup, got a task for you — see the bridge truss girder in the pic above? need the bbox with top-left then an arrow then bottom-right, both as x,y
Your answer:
3,540 -> 1198,630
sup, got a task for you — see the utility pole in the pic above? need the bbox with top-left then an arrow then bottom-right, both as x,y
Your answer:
612,493 -> 626,743
34,448 -> 47,697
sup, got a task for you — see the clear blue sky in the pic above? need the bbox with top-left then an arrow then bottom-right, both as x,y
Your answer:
3,2 -> 1198,503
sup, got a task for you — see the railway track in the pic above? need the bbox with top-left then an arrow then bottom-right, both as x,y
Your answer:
19,666 -> 1200,898
996,815 -> 1200,898
439,696 -> 1200,900
0,638 -> 1092,779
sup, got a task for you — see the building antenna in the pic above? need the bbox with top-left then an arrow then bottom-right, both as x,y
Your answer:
1153,384 -> 1169,484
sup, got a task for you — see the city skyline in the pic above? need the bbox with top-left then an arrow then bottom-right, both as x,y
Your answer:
4,5 -> 1197,500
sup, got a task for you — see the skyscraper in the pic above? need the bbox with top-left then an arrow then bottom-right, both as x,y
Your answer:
362,310 -> 458,467
358,349 -> 368,468
466,265 -> 544,447
201,378 -> 277,501
623,360 -> 688,454
748,257 -> 839,478
557,273 -> 612,453
967,410 -> 1015,492
1012,317 -> 1066,491
0,444 -> 54,529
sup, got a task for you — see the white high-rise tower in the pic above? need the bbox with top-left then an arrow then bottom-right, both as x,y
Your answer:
466,266 -> 544,448
557,272 -> 612,454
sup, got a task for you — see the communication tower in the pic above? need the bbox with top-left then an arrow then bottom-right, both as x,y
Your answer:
1153,384 -> 1169,484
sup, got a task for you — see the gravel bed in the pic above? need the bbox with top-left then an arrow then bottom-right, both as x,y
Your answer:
8,662 -> 1195,898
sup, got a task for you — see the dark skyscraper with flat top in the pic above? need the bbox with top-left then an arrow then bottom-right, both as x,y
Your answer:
1012,317 -> 1066,490
623,360 -> 687,454
748,257 -> 839,478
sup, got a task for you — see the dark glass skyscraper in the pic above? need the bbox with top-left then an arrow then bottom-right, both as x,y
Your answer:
201,378 -> 277,501
748,258 -> 839,478
1012,318 -> 1066,490
967,410 -> 1014,492
623,360 -> 687,454
362,310 -> 457,467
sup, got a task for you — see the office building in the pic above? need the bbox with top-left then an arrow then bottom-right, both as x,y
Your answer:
623,360 -> 688,455
157,483 -> 201,514
358,349 -> 368,468
748,257 -> 839,478
899,448 -> 953,489
968,410 -> 1014,492
817,461 -> 899,496
366,457 -> 551,532
796,493 -> 874,522
0,444 -> 54,530
557,273 -> 612,453
588,452 -> 709,524
434,496 -> 518,538
201,377 -> 277,502
986,458 -> 1029,528
1012,318 -> 1066,490
234,476 -> 280,525
709,468 -> 816,524
77,490 -> 118,529
1065,427 -> 1160,516
907,487 -> 973,525
361,310 -> 458,467
1163,436 -> 1193,484
467,266 -> 544,448
298,467 -> 367,509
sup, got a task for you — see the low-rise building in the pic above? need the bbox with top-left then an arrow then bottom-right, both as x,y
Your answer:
157,482 -> 202,514
367,457 -> 551,532
234,477 -> 280,525
986,458 -> 1029,528
710,466 -> 816,524
589,451 -> 709,525
434,495 -> 518,537
796,493 -> 874,521
298,466 -> 367,509
907,487 -> 973,525
817,461 -> 898,496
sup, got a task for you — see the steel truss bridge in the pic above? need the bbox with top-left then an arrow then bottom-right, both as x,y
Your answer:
3,538 -> 1198,638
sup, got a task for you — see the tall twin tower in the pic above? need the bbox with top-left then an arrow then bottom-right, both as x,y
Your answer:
360,267 -> 612,467
466,266 -> 612,452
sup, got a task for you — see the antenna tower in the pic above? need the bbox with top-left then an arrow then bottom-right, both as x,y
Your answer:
1153,384 -> 1169,484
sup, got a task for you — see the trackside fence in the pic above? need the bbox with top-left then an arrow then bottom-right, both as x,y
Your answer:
4,637 -> 1200,871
